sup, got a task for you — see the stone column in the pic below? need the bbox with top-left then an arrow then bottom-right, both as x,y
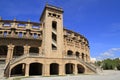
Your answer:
73,64 -> 78,75
6,44 -> 14,63
59,64 -> 65,76
24,45 -> 30,54
74,64 -> 78,75
25,64 -> 29,77
79,54 -> 82,59
43,64 -> 50,76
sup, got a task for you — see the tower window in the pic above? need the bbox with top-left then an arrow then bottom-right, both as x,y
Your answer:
52,33 -> 57,42
52,21 -> 57,30
52,44 -> 57,50
48,13 -> 52,16
53,14 -> 56,17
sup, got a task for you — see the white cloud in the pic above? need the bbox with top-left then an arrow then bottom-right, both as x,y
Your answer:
90,57 -> 97,63
96,48 -> 120,60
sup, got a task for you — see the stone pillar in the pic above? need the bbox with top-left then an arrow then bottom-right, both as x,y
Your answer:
25,64 -> 29,77
59,64 -> 65,76
6,44 -> 14,63
74,64 -> 78,75
24,45 -> 30,54
79,54 -> 82,59
43,64 -> 50,76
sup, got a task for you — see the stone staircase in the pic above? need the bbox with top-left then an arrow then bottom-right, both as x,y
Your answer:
76,57 -> 97,73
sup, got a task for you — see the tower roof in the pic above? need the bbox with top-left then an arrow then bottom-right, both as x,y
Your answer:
40,4 -> 64,21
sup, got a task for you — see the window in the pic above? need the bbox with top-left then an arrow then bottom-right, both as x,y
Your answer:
52,44 -> 57,50
48,13 -> 52,16
52,21 -> 57,30
52,33 -> 57,42
53,13 -> 56,17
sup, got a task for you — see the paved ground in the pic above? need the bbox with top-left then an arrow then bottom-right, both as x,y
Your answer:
19,70 -> 120,80
2,70 -> 120,80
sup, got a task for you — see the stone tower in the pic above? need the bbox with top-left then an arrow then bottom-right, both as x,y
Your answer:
40,4 -> 64,58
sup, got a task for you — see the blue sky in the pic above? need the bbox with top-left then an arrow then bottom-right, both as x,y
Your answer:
0,0 -> 120,60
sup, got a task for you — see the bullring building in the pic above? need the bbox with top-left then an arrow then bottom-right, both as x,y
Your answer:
0,4 -> 96,77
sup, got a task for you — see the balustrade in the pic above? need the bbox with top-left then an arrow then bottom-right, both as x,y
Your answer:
0,19 -> 42,40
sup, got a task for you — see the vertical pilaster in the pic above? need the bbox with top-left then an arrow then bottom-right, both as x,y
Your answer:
24,45 -> 30,54
43,64 -> 50,76
74,64 -> 78,75
59,64 -> 65,75
6,44 -> 14,63
25,64 -> 29,77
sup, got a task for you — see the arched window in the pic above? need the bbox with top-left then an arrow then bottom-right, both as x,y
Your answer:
82,53 -> 84,61
76,52 -> 80,57
67,50 -> 73,56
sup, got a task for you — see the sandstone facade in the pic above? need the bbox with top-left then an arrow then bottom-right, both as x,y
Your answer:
0,4 -> 96,77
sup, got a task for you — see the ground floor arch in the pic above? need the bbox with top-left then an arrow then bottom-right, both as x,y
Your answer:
11,63 -> 25,76
29,63 -> 43,76
77,64 -> 85,74
65,63 -> 75,74
50,63 -> 59,75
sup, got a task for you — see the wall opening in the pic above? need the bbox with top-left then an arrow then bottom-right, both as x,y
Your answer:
77,64 -> 85,74
13,46 -> 24,57
50,63 -> 59,75
11,63 -> 25,76
52,21 -> 57,30
29,63 -> 42,76
52,32 -> 57,42
76,52 -> 80,57
65,63 -> 74,74
0,45 -> 7,61
29,47 -> 39,54
52,44 -> 57,50
67,50 -> 73,56
82,53 -> 84,61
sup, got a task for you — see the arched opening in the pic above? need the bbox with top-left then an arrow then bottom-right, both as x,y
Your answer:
82,53 -> 84,61
13,46 -> 24,58
52,21 -> 57,30
76,52 -> 80,57
50,63 -> 59,75
11,63 -> 25,76
77,64 -> 85,74
29,63 -> 42,76
67,50 -> 73,56
65,63 -> 74,74
29,47 -> 39,55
